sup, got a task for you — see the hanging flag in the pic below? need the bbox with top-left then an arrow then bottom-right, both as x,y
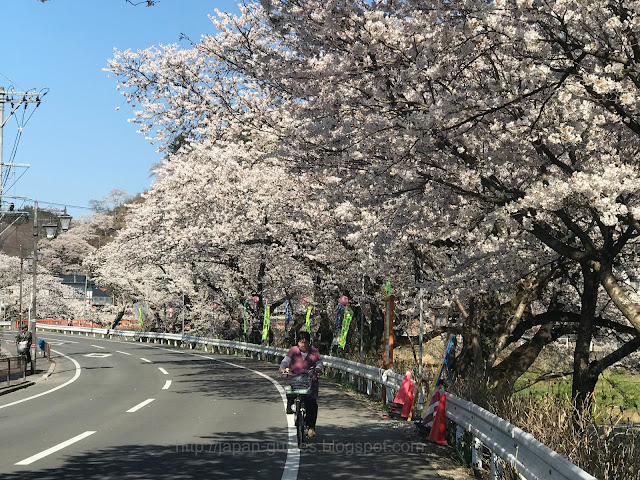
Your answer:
138,307 -> 143,328
284,301 -> 291,339
332,304 -> 345,346
385,281 -> 392,297
305,306 -> 312,333
261,305 -> 271,341
338,308 -> 353,349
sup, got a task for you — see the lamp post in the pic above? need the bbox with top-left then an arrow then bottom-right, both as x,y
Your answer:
29,201 -> 71,373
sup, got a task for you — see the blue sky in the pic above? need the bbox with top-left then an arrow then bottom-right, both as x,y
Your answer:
0,0 -> 240,220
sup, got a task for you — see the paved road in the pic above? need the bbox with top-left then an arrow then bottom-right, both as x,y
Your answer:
0,332 -> 472,480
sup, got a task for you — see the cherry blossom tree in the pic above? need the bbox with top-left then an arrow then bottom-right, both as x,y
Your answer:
0,252 -> 84,320
104,0 -> 640,407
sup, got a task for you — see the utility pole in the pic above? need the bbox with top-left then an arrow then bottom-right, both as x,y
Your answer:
0,86 -> 45,210
19,245 -> 23,327
31,201 -> 38,374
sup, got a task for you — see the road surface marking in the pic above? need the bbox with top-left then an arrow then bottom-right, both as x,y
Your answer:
177,351 -> 300,480
162,380 -> 172,390
15,431 -> 96,465
116,351 -> 131,355
90,345 -> 105,349
83,353 -> 112,358
158,367 -> 168,375
140,357 -> 152,363
0,350 -> 81,410
126,398 -> 155,413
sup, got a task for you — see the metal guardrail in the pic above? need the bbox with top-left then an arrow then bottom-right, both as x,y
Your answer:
447,394 -> 597,480
0,355 -> 27,386
37,324 -> 596,480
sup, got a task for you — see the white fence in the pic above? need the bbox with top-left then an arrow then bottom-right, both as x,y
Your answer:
38,324 -> 597,480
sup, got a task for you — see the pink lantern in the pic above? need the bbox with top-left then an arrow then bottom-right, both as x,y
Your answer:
300,297 -> 307,306
253,296 -> 259,305
213,303 -> 219,310
168,307 -> 173,314
339,295 -> 349,307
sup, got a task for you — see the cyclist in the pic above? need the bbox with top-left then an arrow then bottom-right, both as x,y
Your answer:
279,330 -> 323,438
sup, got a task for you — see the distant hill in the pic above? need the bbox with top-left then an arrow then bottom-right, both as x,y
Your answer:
0,216 -> 34,257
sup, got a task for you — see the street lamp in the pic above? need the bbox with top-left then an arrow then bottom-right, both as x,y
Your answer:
30,200 -> 72,373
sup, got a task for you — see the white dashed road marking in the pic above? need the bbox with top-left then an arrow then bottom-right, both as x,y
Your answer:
126,398 -> 155,413
15,431 -> 96,465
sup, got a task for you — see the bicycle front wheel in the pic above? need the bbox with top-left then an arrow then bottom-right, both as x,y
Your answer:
295,400 -> 305,447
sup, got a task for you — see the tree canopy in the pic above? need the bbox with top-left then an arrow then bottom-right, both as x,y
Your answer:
95,0 -> 640,404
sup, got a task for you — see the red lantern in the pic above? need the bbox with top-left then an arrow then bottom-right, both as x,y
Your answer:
253,296 -> 259,305
300,297 -> 307,306
213,303 -> 219,310
339,295 -> 349,307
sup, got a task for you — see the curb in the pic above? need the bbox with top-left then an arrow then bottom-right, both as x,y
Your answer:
38,358 -> 56,381
0,381 -> 35,396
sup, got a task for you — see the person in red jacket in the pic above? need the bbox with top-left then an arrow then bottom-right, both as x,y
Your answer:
279,330 -> 323,438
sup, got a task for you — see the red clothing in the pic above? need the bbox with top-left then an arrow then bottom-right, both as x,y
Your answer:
283,346 -> 322,398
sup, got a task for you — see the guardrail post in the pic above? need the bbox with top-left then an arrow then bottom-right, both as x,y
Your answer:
472,436 -> 482,472
455,425 -> 465,452
367,379 -> 372,396
6,358 -> 10,386
490,452 -> 503,480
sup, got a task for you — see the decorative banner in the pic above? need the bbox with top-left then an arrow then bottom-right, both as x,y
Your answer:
338,308 -> 353,349
332,304 -> 345,346
261,305 -> 271,341
305,306 -> 312,333
284,301 -> 291,339
385,281 -> 391,297
242,301 -> 247,334
138,307 -> 143,328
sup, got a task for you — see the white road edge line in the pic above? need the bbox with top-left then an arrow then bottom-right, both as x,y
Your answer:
116,351 -> 132,356
158,347 -> 299,480
0,349 -> 82,410
126,398 -> 155,413
162,380 -> 172,390
158,367 -> 169,375
15,431 -> 96,465
140,357 -> 152,363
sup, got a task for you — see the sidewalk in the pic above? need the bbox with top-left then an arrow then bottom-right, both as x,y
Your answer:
297,380 -> 473,480
0,334 -> 54,395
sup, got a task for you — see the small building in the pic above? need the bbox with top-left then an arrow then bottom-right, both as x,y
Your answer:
59,274 -> 113,306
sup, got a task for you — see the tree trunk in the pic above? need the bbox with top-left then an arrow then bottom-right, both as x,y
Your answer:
457,296 -> 485,379
489,321 -> 555,394
108,306 -> 126,332
572,266 -> 599,410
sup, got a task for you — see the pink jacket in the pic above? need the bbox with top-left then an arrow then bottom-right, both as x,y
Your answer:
281,346 -> 323,398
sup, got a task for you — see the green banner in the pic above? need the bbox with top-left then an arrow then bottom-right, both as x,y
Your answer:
338,308 -> 353,348
385,280 -> 391,297
305,306 -> 312,333
138,307 -> 143,328
261,305 -> 271,341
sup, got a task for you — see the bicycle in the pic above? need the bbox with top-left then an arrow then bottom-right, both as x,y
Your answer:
282,368 -> 315,447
